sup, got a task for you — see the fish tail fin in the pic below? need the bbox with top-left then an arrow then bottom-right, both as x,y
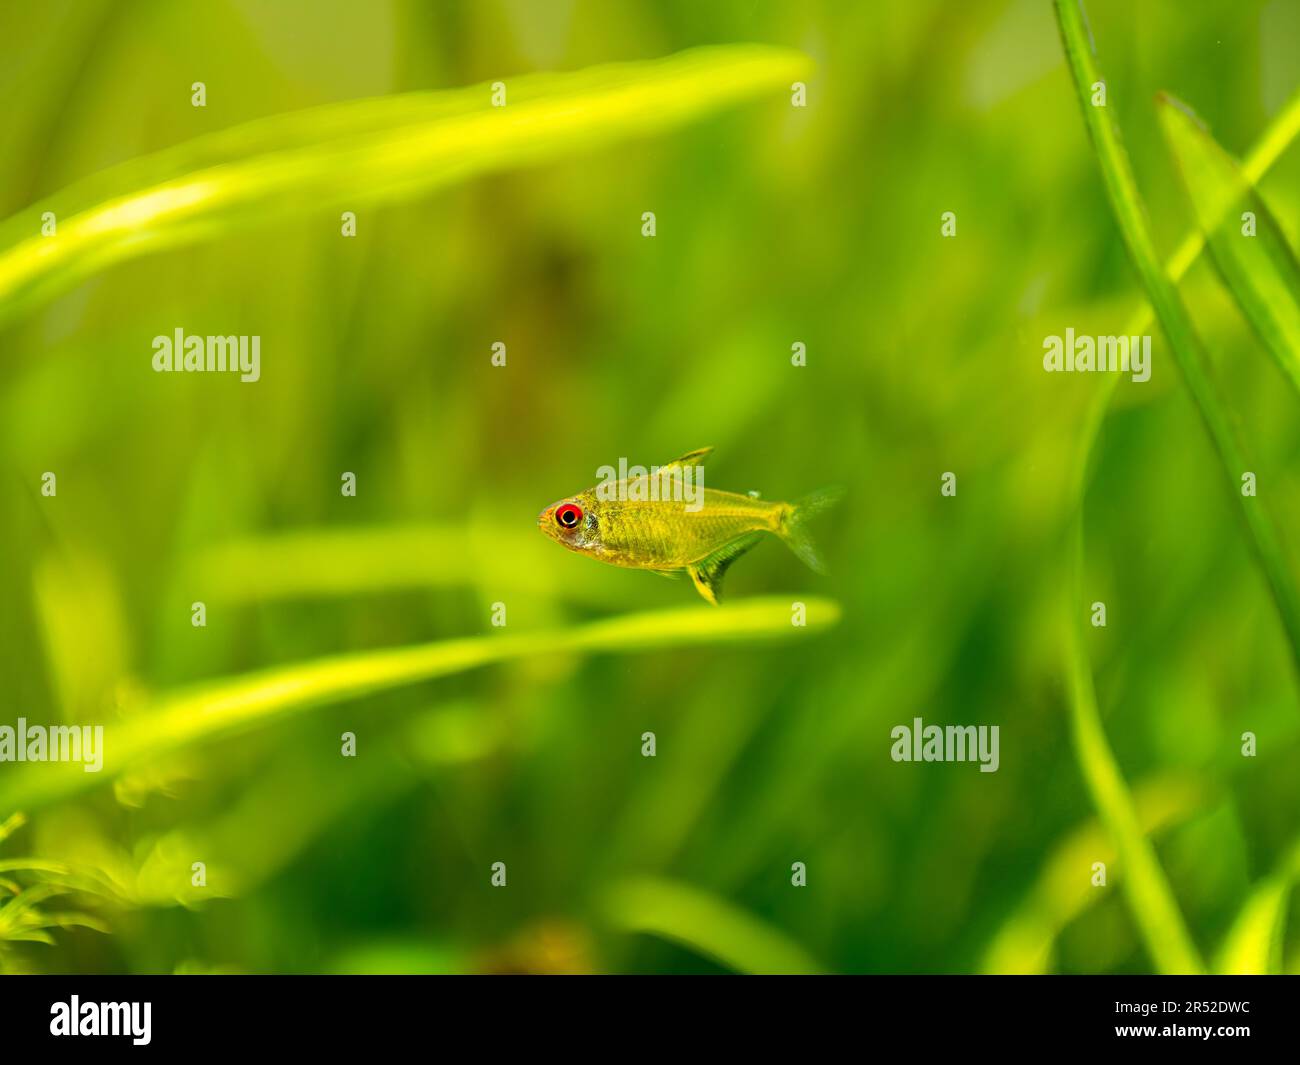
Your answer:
776,486 -> 844,575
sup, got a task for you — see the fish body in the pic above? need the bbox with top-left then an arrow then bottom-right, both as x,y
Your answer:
538,448 -> 841,603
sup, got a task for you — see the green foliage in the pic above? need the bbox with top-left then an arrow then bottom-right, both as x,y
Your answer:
1056,0 -> 1300,679
0,597 -> 838,815
1054,0 -> 1300,975
981,774 -> 1206,974
601,876 -> 826,975
0,815 -> 115,972
1159,94 -> 1300,399
0,45 -> 808,325
3,0 -> 1299,976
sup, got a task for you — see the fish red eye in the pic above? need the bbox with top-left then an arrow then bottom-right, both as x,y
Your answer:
556,503 -> 583,529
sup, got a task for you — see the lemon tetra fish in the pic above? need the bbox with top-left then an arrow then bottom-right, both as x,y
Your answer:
537,448 -> 842,604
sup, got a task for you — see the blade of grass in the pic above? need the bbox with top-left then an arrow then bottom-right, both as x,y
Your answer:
0,860 -> 73,875
0,596 -> 839,815
1216,879 -> 1288,975
980,773 -> 1206,973
0,45 -> 810,325
1057,1 -> 1300,678
17,912 -> 110,934
0,882 -> 74,934
1070,81 -> 1300,530
1215,837 -> 1300,974
1057,0 -> 1300,974
1063,589 -> 1204,972
1159,93 -> 1300,397
1054,0 -> 1225,975
1054,27 -> 1300,974
601,876 -> 826,975
0,931 -> 55,946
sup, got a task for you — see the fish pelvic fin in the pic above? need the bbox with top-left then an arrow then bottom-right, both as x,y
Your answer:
776,486 -> 845,575
687,532 -> 763,605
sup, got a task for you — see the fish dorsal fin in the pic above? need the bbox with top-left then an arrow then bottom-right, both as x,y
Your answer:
660,447 -> 713,473
686,532 -> 762,606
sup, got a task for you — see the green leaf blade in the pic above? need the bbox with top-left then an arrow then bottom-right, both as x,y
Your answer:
0,597 -> 839,815
601,876 -> 826,975
1215,839 -> 1300,974
1054,0 -> 1215,975
0,45 -> 811,325
1159,93 -> 1300,397
1215,878 -> 1289,975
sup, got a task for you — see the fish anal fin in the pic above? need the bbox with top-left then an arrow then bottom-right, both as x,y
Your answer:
686,533 -> 762,605
687,566 -> 718,604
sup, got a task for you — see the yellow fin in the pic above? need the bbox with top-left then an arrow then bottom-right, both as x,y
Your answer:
686,532 -> 762,605
660,447 -> 713,472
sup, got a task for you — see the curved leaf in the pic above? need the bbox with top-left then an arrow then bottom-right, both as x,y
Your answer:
1159,93 -> 1300,397
0,596 -> 840,814
0,45 -> 810,324
602,876 -> 825,975
1055,0 -> 1211,974
980,774 -> 1206,974
1215,840 -> 1300,974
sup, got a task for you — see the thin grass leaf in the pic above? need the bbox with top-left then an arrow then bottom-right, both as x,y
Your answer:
0,930 -> 55,946
1056,0 -> 1300,975
980,773 -> 1205,974
0,830 -> 118,953
0,859 -> 120,904
1214,838 -> 1300,974
1216,879 -> 1289,975
1058,3 -> 1300,679
1064,610 -> 1205,973
1068,83 -> 1300,542
0,859 -> 74,875
601,876 -> 825,975
0,882 -> 75,933
0,596 -> 839,814
1140,84 -> 1300,338
1159,94 -> 1300,397
0,45 -> 810,325
16,911 -> 111,935
1055,0 -> 1229,975
1055,60 -> 1300,979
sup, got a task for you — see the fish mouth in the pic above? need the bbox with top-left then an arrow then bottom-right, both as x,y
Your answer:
536,505 -> 552,528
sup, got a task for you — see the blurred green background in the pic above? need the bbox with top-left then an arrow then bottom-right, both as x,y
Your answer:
2,0 -> 1299,974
